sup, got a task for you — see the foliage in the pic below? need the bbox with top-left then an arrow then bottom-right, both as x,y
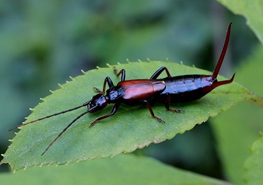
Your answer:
1,61 -> 261,171
0,154 -> 230,185
217,0 -> 263,45
244,133 -> 263,185
211,46 -> 263,185
1,0 -> 263,184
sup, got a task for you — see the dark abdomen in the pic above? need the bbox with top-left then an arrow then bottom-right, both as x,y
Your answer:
159,75 -> 213,103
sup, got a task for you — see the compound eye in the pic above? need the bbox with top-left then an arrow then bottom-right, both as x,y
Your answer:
88,94 -> 108,113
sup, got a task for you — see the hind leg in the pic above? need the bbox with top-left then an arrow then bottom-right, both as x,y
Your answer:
165,95 -> 183,113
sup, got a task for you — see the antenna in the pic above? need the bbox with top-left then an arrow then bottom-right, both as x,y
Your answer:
41,111 -> 89,155
9,103 -> 88,131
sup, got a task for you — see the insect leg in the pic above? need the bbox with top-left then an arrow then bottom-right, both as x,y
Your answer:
150,66 -> 172,79
89,103 -> 121,127
144,100 -> 165,123
41,111 -> 89,156
114,68 -> 126,81
93,76 -> 114,94
93,87 -> 103,93
165,95 -> 184,113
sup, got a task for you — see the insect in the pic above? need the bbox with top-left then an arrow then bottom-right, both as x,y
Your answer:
12,23 -> 234,155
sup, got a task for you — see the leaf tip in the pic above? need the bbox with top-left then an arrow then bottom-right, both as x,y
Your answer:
126,58 -> 130,63
96,66 -> 100,69
106,63 -> 111,68
147,58 -> 151,62
81,69 -> 85,74
69,76 -> 74,81
166,58 -> 170,62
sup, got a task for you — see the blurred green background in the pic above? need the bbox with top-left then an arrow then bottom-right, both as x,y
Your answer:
0,0 -> 259,179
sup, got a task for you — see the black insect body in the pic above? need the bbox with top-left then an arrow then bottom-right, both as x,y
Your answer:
12,23 -> 234,155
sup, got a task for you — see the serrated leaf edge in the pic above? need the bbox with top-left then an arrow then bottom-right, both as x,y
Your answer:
2,60 -> 261,171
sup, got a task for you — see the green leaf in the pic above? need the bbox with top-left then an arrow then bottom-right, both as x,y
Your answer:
212,101 -> 263,185
0,154 -> 231,185
244,134 -> 263,185
211,46 -> 263,185
217,0 -> 263,45
1,61 -> 262,171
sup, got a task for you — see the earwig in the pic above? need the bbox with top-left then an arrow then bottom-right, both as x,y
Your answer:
11,23 -> 234,155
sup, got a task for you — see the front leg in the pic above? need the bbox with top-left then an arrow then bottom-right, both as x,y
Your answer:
89,103 -> 121,127
93,87 -> 103,94
165,95 -> 184,113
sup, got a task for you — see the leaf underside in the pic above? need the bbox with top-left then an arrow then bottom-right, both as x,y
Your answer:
0,154 -> 230,185
217,0 -> 263,45
1,61 -> 262,171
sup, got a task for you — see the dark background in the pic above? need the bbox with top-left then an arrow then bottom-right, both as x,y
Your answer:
0,0 -> 259,178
